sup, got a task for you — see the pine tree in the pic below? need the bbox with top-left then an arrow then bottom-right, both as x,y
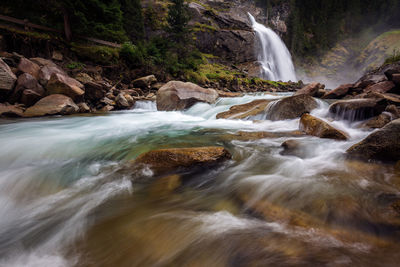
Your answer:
167,0 -> 190,41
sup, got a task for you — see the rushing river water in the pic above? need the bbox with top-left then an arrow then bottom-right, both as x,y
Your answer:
1,94 -> 400,267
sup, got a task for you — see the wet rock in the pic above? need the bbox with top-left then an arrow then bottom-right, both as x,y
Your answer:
38,65 -> 67,85
156,81 -> 218,111
294,82 -> 324,97
361,113 -> 392,129
85,81 -> 107,102
0,103 -> 24,117
386,105 -> 400,119
299,114 -> 349,140
17,58 -> 40,79
0,58 -> 17,92
24,94 -> 79,117
280,139 -> 305,157
216,90 -> 243,98
223,130 -> 304,141
10,73 -> 44,106
46,73 -> 85,101
322,84 -> 353,99
100,97 -> 115,106
148,174 -> 181,198
216,99 -> 272,119
347,118 -> 400,162
267,95 -> 318,121
364,81 -> 396,94
116,93 -> 130,109
132,75 -> 157,89
329,98 -> 387,121
133,147 -> 231,176
77,102 -> 90,113
101,105 -> 114,112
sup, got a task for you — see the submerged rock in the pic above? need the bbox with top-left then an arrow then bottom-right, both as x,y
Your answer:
156,81 -> 218,111
134,147 -> 231,176
216,99 -> 272,119
329,98 -> 387,121
24,94 -> 79,117
267,94 -> 318,121
347,118 -> 400,162
299,113 -> 349,140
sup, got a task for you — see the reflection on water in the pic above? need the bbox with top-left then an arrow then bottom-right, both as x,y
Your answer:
0,94 -> 400,266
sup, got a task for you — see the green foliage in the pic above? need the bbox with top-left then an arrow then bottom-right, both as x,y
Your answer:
66,61 -> 85,70
167,0 -> 191,41
71,44 -> 120,65
120,0 -> 144,41
119,42 -> 146,67
384,49 -> 400,65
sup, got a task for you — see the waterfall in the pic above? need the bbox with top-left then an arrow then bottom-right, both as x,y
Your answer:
248,13 -> 297,82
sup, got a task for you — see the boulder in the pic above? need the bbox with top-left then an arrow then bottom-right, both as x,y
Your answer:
46,73 -> 84,101
216,99 -> 272,119
10,73 -> 44,106
85,81 -> 107,102
132,75 -> 157,89
266,95 -> 318,121
391,73 -> 400,86
133,146 -> 231,176
0,103 -> 24,117
116,93 -> 130,109
329,98 -> 387,121
280,139 -> 304,157
347,119 -> 400,162
386,105 -> 400,119
322,84 -> 353,99
294,82 -> 324,97
364,81 -> 396,94
77,102 -> 90,113
0,58 -> 17,92
354,74 -> 387,89
361,113 -> 392,129
75,72 -> 94,84
101,105 -> 114,112
299,113 -> 349,140
29,57 -> 57,67
156,81 -> 218,111
17,58 -> 40,79
24,94 -> 79,117
38,65 -> 67,85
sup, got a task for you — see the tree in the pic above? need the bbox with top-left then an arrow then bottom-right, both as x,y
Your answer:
167,0 -> 190,41
120,0 -> 144,42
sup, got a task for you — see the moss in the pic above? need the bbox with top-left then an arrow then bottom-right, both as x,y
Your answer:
193,22 -> 217,33
0,25 -> 52,40
71,43 -> 120,65
66,61 -> 85,70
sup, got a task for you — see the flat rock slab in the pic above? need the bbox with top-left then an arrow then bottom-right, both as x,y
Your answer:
216,99 -> 272,119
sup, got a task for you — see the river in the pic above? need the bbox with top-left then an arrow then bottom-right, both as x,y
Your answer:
0,94 -> 400,266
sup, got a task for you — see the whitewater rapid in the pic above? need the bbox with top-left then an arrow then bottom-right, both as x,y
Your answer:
0,94 -> 399,266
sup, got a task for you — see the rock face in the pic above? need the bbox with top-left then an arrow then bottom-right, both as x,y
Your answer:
24,94 -> 79,117
17,58 -> 40,79
10,73 -> 44,106
329,98 -> 387,121
132,75 -> 157,89
216,99 -> 271,119
0,58 -> 17,92
347,119 -> 400,162
134,147 -> 232,176
156,81 -> 218,111
267,95 -> 318,121
294,82 -> 324,97
299,114 -> 349,140
46,73 -> 85,101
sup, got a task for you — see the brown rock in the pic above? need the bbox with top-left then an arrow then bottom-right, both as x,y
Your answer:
24,94 -> 79,117
354,74 -> 387,89
299,113 -> 349,140
75,73 -> 93,84
38,65 -> 67,85
222,130 -> 305,141
280,139 -> 305,157
347,119 -> 400,162
148,174 -> 181,198
322,84 -> 353,99
294,82 -> 324,97
101,105 -> 114,112
134,146 -> 231,176
362,113 -> 392,129
386,105 -> 400,119
77,102 -> 90,113
10,73 -> 44,106
18,58 -> 40,79
132,75 -> 157,89
156,81 -> 218,111
29,58 -> 57,67
216,90 -> 243,98
329,98 -> 387,121
52,51 -> 63,61
46,73 -> 84,101
267,95 -> 318,121
0,58 -> 17,92
391,73 -> 400,86
216,99 -> 272,119
115,93 -> 131,109
85,81 -> 107,102
0,103 -> 24,117
364,81 -> 396,94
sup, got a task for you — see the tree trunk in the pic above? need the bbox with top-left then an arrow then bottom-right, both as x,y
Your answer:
63,8 -> 72,42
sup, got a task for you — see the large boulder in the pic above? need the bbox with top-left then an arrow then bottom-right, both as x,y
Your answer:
322,84 -> 353,99
46,73 -> 84,101
329,98 -> 387,121
294,82 -> 324,97
299,113 -> 349,140
156,81 -> 218,111
24,94 -> 79,117
0,103 -> 24,117
9,73 -> 44,106
266,94 -> 318,121
17,58 -> 40,79
0,58 -> 17,93
132,75 -> 157,89
133,147 -> 231,176
84,81 -> 107,102
347,119 -> 400,162
216,99 -> 272,119
364,81 -> 396,94
38,65 -> 67,85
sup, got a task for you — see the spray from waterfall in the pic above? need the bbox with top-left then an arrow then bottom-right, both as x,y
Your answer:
248,13 -> 297,82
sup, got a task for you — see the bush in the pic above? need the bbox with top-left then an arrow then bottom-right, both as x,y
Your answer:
119,42 -> 146,67
71,43 -> 120,65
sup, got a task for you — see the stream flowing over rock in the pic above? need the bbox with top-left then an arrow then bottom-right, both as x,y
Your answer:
299,113 -> 349,140
266,94 -> 318,121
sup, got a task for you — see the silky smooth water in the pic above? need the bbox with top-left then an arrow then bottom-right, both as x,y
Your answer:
0,94 -> 400,267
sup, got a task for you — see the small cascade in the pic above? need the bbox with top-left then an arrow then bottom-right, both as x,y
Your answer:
248,13 -> 297,82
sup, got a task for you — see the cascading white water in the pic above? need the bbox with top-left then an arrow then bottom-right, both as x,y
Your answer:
248,13 -> 297,82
